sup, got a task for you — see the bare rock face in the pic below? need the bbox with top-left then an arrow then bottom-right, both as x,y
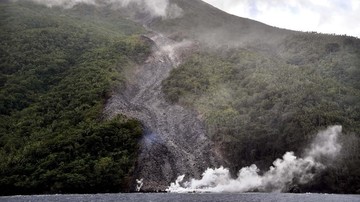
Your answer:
104,33 -> 222,191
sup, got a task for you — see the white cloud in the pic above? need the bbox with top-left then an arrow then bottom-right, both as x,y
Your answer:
202,0 -> 360,38
26,0 -> 183,19
30,0 -> 97,8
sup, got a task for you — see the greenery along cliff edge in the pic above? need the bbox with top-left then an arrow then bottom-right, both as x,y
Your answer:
0,1 -> 151,195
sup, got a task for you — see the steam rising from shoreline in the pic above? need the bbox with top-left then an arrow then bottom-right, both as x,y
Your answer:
20,0 -> 183,19
167,125 -> 342,193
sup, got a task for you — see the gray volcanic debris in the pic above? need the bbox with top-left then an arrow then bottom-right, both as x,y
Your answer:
104,33 -> 222,191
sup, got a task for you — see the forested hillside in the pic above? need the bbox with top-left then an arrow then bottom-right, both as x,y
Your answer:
162,33 -> 360,193
0,2 -> 150,195
1,0 -> 360,195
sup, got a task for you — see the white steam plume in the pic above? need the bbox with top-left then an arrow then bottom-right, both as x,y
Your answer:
135,178 -> 144,192
167,125 -> 342,193
21,0 -> 183,19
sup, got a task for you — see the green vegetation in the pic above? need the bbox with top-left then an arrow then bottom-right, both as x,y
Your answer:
163,34 -> 360,193
0,2 -> 150,195
1,0 -> 360,195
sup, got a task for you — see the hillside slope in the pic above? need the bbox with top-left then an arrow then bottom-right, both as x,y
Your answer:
151,0 -> 292,48
0,2 -> 150,195
104,34 -> 221,191
0,0 -> 359,194
158,0 -> 360,194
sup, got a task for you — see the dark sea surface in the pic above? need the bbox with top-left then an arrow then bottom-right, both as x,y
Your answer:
1,193 -> 360,202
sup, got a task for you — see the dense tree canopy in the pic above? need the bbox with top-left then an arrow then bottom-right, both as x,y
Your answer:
0,2 -> 150,195
163,34 -> 360,194
1,0 -> 360,195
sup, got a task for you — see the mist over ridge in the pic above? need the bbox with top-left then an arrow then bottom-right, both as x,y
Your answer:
17,0 -> 183,19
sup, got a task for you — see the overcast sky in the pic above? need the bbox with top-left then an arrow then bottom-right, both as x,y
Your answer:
202,0 -> 360,38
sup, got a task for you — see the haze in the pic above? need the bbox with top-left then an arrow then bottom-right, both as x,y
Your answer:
202,0 -> 360,38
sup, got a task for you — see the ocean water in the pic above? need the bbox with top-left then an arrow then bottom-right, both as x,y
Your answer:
1,193 -> 359,202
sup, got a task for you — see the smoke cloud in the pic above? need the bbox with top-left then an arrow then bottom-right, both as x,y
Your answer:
167,125 -> 342,193
21,0 -> 183,19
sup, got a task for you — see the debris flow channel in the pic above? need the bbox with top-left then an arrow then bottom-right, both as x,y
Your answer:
105,33 -> 221,191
